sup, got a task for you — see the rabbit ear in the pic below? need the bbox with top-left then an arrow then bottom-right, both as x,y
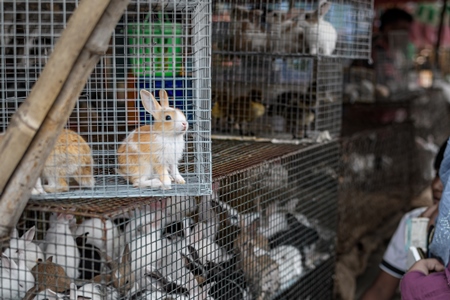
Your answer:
1,254 -> 11,270
70,282 -> 78,300
23,226 -> 36,244
159,89 -> 170,108
10,227 -> 18,239
140,89 -> 161,116
121,244 -> 131,264
318,1 -> 331,16
46,256 -> 53,263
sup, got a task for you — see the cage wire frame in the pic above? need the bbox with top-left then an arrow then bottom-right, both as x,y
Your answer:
211,55 -> 343,140
212,0 -> 373,59
337,122 -> 415,254
0,0 -> 212,199
3,139 -> 338,299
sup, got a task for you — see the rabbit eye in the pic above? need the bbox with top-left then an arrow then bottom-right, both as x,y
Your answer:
165,115 -> 172,121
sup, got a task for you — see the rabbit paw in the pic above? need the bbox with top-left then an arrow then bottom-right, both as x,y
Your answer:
133,178 -> 163,189
174,175 -> 186,184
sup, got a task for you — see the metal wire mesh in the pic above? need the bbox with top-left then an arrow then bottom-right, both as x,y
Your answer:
212,56 -> 343,140
212,0 -> 373,59
2,139 -> 338,299
338,122 -> 415,254
0,0 -> 212,199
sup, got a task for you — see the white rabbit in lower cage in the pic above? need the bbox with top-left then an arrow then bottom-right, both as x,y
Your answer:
3,226 -> 45,270
44,211 -> 80,279
77,283 -> 120,300
269,245 -> 304,291
128,211 -> 168,288
117,89 -> 188,190
75,218 -> 124,261
0,253 -> 35,299
300,0 -> 337,56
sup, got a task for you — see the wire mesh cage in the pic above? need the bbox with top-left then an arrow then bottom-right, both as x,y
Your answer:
344,30 -> 420,103
1,139 -> 338,299
338,122 -> 415,254
212,0 -> 373,59
0,0 -> 212,199
212,56 -> 343,140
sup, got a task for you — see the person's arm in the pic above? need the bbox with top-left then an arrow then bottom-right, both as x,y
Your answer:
360,270 -> 400,300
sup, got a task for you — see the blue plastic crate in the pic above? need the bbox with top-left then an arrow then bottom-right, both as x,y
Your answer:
137,77 -> 193,124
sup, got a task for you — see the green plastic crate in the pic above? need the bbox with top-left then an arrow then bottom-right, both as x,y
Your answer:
127,15 -> 183,77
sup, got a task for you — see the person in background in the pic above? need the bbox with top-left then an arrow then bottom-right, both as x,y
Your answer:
361,139 -> 447,300
372,8 -> 413,93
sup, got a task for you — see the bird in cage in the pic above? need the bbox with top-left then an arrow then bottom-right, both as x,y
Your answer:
212,89 -> 266,136
117,89 -> 188,190
0,128 -> 95,194
268,88 -> 317,139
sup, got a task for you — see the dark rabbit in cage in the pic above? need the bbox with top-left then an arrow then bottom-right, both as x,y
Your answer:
117,89 -> 188,190
75,233 -> 102,281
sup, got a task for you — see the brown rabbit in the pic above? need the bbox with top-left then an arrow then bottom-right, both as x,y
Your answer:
117,89 -> 189,190
95,244 -> 135,294
0,128 -> 94,194
234,219 -> 280,300
25,256 -> 71,299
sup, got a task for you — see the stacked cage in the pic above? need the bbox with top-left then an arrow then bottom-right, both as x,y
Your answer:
211,0 -> 373,140
2,139 -> 339,299
0,0 -> 215,299
0,0 -> 212,199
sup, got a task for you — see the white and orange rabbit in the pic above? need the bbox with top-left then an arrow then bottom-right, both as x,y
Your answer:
117,89 -> 189,190
0,128 -> 94,194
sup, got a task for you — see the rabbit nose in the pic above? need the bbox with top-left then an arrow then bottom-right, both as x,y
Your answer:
182,122 -> 188,130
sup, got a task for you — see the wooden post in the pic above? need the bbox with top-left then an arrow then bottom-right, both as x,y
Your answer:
0,0 -> 132,238
0,0 -> 111,194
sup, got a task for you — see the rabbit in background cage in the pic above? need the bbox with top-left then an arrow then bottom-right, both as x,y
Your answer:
19,2 -> 67,68
227,5 -> 267,53
265,10 -> 305,54
117,89 -> 188,190
43,210 -> 80,280
3,226 -> 45,271
0,252 -> 35,299
299,0 -> 337,56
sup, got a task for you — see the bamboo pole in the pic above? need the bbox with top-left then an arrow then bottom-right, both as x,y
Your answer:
0,0 -> 111,194
0,0 -> 132,238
